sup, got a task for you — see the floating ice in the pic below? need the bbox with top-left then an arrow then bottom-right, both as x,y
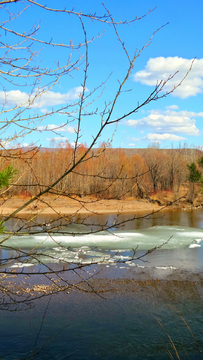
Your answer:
1,225 -> 203,269
11,263 -> 34,268
195,239 -> 202,243
155,266 -> 177,270
189,244 -> 201,248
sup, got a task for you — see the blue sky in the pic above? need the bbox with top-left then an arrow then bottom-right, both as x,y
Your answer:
1,0 -> 203,149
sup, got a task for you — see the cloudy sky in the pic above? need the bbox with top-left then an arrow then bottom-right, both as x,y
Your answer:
1,0 -> 203,149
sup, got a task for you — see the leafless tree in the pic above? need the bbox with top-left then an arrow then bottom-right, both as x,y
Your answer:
0,0 -> 194,310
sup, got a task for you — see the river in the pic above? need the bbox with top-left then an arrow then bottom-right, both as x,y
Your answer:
0,209 -> 203,359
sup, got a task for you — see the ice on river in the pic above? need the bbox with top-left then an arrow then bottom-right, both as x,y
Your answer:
1,225 -> 203,270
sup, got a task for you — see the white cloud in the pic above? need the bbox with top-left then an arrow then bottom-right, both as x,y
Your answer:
40,108 -> 49,114
145,133 -> 186,141
0,86 -> 88,108
166,105 -> 179,110
129,143 -> 135,147
126,109 -> 201,136
46,137 -> 68,141
0,140 -> 10,149
134,57 -> 203,98
171,110 -> 203,118
58,125 -> 75,133
69,141 -> 82,147
38,124 -> 75,134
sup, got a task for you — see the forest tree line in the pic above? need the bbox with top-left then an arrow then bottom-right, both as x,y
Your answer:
1,142 -> 202,203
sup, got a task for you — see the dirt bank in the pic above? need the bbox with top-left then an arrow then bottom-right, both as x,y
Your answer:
0,196 -> 162,217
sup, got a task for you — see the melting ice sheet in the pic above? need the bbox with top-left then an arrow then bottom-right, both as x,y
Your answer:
1,225 -> 203,270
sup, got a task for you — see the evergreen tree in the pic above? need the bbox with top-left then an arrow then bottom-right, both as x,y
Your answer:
187,162 -> 202,203
187,163 -> 202,183
198,156 -> 203,169
0,166 -> 18,188
0,166 -> 18,232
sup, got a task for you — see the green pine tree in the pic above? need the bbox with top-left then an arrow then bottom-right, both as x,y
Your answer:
198,156 -> 203,169
187,162 -> 202,203
0,166 -> 18,232
187,163 -> 202,183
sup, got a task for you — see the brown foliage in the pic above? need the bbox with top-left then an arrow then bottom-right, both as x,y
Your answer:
2,145 -> 201,203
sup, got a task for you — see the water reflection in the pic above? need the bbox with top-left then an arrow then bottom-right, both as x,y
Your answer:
4,209 -> 203,233
83,209 -> 203,231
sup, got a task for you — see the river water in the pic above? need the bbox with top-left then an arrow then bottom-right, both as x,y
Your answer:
1,209 -> 203,359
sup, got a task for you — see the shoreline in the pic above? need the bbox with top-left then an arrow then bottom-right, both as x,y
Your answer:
0,196 -> 162,217
0,195 -> 201,218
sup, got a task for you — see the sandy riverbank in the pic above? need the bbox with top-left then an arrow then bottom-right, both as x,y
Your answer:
0,196 -> 162,217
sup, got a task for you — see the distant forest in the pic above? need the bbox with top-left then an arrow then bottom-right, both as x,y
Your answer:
1,143 -> 203,204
